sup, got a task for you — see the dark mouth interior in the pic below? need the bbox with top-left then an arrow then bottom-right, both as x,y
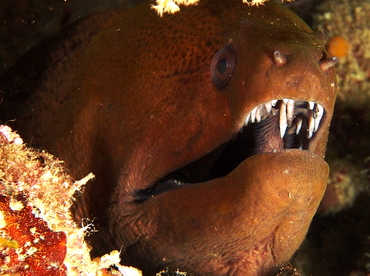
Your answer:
136,99 -> 324,201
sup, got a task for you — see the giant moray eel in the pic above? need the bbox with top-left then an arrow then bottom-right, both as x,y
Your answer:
0,0 -> 337,275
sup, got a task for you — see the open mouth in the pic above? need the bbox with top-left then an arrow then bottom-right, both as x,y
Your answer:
136,98 -> 325,200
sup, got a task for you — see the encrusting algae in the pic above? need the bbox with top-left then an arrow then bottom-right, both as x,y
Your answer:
0,125 -> 141,276
289,1 -> 370,274
310,0 -> 370,217
312,0 -> 370,109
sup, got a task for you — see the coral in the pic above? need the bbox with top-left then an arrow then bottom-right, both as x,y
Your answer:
0,195 -> 67,275
0,125 -> 141,276
318,159 -> 363,214
151,0 -> 293,16
291,2 -> 370,274
312,0 -> 370,109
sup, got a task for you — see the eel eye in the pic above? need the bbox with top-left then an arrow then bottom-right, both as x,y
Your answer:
210,47 -> 236,88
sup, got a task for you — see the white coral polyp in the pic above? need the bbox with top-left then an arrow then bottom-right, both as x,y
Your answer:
151,0 -> 273,16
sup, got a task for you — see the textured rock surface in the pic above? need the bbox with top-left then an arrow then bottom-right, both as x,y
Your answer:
0,125 -> 141,276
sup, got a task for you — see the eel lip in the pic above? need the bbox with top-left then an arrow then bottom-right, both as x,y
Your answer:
218,149 -> 329,269
219,149 -> 329,266
136,98 -> 329,200
142,149 -> 329,275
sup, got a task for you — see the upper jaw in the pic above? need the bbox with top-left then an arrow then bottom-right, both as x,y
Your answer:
244,99 -> 324,139
241,98 -> 327,155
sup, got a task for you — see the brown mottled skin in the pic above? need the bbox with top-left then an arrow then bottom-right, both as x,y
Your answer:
0,0 -> 336,275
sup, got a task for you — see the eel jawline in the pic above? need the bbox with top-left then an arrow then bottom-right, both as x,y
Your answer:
134,150 -> 328,275
127,99 -> 329,275
142,98 -> 326,196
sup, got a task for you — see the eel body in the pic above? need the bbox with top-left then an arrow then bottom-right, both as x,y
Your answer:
0,0 -> 337,275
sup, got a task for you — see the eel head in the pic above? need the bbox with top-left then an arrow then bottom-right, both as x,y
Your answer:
98,2 -> 337,275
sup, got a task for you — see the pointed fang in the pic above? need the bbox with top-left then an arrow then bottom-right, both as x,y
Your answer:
308,111 -> 315,139
286,99 -> 294,127
296,117 -> 302,135
279,102 -> 288,138
264,102 -> 272,113
244,113 -> 251,126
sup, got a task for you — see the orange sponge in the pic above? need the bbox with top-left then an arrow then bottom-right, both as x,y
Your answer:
327,36 -> 349,58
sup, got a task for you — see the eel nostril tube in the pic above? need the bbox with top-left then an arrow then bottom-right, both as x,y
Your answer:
273,50 -> 288,67
319,57 -> 338,72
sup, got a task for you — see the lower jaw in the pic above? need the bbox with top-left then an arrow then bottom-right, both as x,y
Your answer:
120,150 -> 329,275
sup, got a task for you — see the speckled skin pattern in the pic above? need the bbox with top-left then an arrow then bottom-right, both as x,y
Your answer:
0,0 -> 336,275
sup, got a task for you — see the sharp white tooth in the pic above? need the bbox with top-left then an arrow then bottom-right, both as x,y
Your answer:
308,101 -> 315,110
255,110 -> 261,123
255,106 -> 262,122
252,107 -> 259,123
283,98 -> 289,104
251,107 -> 257,123
264,102 -> 272,113
271,99 -> 278,106
318,104 -> 324,114
174,179 -> 184,185
314,118 -> 319,132
296,117 -> 302,135
286,99 -> 294,127
279,102 -> 288,138
308,111 -> 315,139
244,113 -> 251,126
314,104 -> 324,131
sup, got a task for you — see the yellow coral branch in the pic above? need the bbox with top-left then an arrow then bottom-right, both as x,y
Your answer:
151,0 -> 294,16
242,0 -> 268,6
